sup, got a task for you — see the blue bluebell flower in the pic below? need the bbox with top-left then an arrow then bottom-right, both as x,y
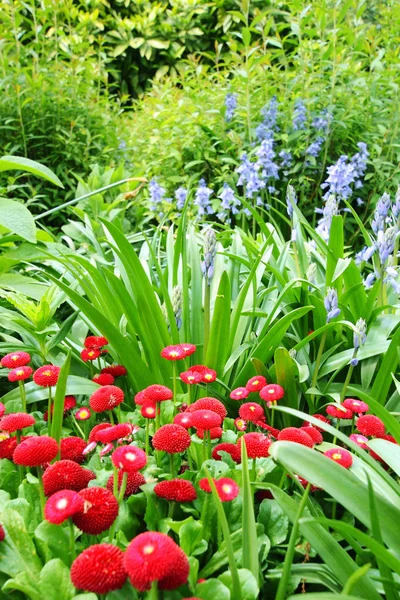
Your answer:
363,273 -> 376,289
312,110 -> 331,132
279,149 -> 293,168
286,184 -> 298,218
321,144 -> 368,203
377,226 -> 397,265
324,287 -> 341,322
350,142 -> 369,188
149,178 -> 167,212
293,99 -> 307,131
392,186 -> 400,219
225,93 -> 238,122
256,96 -> 279,141
315,195 -> 339,241
256,139 -> 279,183
353,318 -> 367,350
371,192 -> 391,234
201,229 -> 216,283
306,137 -> 324,158
236,153 -> 265,199
194,179 -> 214,216
217,183 -> 241,219
175,187 -> 188,210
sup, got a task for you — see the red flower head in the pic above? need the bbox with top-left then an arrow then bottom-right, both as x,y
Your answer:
8,366 -> 33,382
302,414 -> 331,431
71,544 -> 127,594
278,427 -> 315,447
43,460 -> 96,496
124,532 -> 189,592
173,413 -> 192,428
152,424 -> 191,454
0,436 -> 18,460
293,475 -> 321,492
246,376 -> 267,392
239,402 -> 265,423
199,478 -> 212,493
60,437 -> 87,464
179,343 -> 197,357
112,445 -> 147,472
1,351 -> 31,368
93,373 -> 115,386
259,384 -> 285,403
81,348 -> 101,362
349,433 -> 369,449
44,489 -> 84,524
356,415 -> 385,438
237,433 -> 271,458
190,365 -> 217,383
75,407 -> 92,421
33,365 -> 60,387
234,418 -> 247,431
196,427 -> 223,440
144,385 -> 173,403
212,442 -> 241,463
95,423 -> 132,444
0,404 -> 4,418
300,426 -> 323,445
0,525 -> 4,542
161,345 -> 186,361
230,387 -> 250,400
326,404 -> 353,420
13,436 -> 58,467
154,479 -> 197,503
256,421 -> 281,438
180,370 -> 203,385
190,409 -> 222,431
187,398 -> 227,420
73,487 -> 119,534
141,404 -> 157,419
107,471 -> 146,498
134,390 -> 149,406
84,336 -> 109,349
342,398 -> 369,414
324,447 -> 353,468
89,423 -> 113,443
44,396 -> 77,422
0,412 -> 35,433
89,385 -> 124,413
215,478 -> 240,502
101,365 -> 127,377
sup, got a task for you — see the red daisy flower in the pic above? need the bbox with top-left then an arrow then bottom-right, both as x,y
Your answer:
60,437 -> 87,464
196,427 -> 223,440
95,423 -> 132,444
72,487 -> 119,534
381,434 -> 397,444
212,442 -> 241,463
44,489 -> 84,524
101,365 -> 127,377
71,544 -> 127,594
84,336 -> 109,349
0,404 -> 4,418
161,345 -> 186,361
278,427 -> 315,447
89,385 -> 124,413
0,412 -> 35,432
106,471 -> 146,498
44,396 -> 77,421
81,348 -> 101,362
179,343 -> 197,357
134,390 -> 149,406
13,436 -> 58,467
1,351 -> 31,368
152,424 -> 191,454
230,387 -> 249,400
154,479 -> 197,502
43,460 -> 96,496
93,373 -> 115,386
237,433 -> 271,458
356,415 -> 385,438
190,365 -> 217,383
326,404 -> 353,420
75,407 -> 92,421
187,398 -> 227,420
144,385 -> 173,403
180,370 -> 204,385
342,398 -> 369,414
0,525 -> 4,542
302,414 -> 331,430
173,413 -> 192,428
124,532 -> 188,592
300,426 -> 323,445
246,376 -> 267,392
349,433 -> 369,449
190,409 -> 222,430
8,366 -> 33,382
259,384 -> 285,403
215,478 -> 240,502
33,365 -> 60,387
89,423 -> 113,443
0,436 -> 22,460
293,475 -> 321,492
111,445 -> 147,472
256,421 -> 281,438
199,478 -> 212,493
239,402 -> 265,423
324,447 -> 353,468
234,418 -> 247,431
141,403 -> 158,419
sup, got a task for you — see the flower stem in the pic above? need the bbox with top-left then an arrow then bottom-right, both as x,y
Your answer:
204,280 -> 211,360
155,402 -> 160,431
113,464 -> 119,499
109,410 -> 114,425
148,581 -> 159,600
310,331 -> 327,406
47,387 -> 52,433
18,381 -> 27,412
340,362 -> 355,403
172,362 -> 177,413
168,501 -> 176,520
68,518 -> 76,565
145,419 -> 150,455
118,472 -> 128,503
169,454 -> 175,477
36,467 -> 46,519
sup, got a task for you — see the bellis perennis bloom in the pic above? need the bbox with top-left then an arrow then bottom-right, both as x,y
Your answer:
71,544 -> 127,594
45,490 -> 84,524
8,366 -> 33,382
324,447 -> 353,468
259,384 -> 284,404
112,445 -> 147,472
152,424 -> 191,454
230,387 -> 249,400
33,365 -> 60,387
1,351 -> 31,368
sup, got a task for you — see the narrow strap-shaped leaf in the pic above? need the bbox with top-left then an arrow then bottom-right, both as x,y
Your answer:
51,350 -> 71,451
241,438 -> 259,583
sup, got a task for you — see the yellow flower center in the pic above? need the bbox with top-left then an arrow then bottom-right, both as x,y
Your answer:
268,388 -> 275,394
11,355 -> 19,361
222,485 -> 232,494
143,545 -> 154,555
170,351 -> 178,357
204,374 -> 212,381
43,370 -> 52,376
56,498 -> 69,510
250,406 -> 255,411
126,452 -> 136,462
252,380 -> 259,386
16,369 -> 24,375
332,453 -> 342,460
79,410 -> 89,418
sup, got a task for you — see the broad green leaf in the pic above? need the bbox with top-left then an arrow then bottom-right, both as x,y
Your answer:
0,199 -> 36,243
179,519 -> 204,556
370,326 -> 400,404
368,439 -> 400,476
274,348 -> 298,427
196,578 -> 231,600
0,507 -> 42,578
219,568 -> 259,600
0,156 -> 63,187
257,499 -> 289,546
35,521 -> 71,566
39,559 -> 75,600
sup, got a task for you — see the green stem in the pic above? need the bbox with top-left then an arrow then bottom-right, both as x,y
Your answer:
148,581 -> 159,600
168,501 -> 176,520
204,280 -> 211,360
145,419 -> 150,455
109,410 -> 114,425
310,331 -> 328,406
18,381 -> 27,412
169,454 -> 175,477
113,464 -> 119,499
116,404 -> 122,424
118,472 -> 128,503
201,493 -> 212,541
202,435 -> 208,464
47,387 -> 52,434
276,483 -> 311,600
340,361 -> 355,403
172,361 -> 177,413
68,519 -> 76,565
155,402 -> 160,431
36,467 -> 46,519
252,458 -> 257,483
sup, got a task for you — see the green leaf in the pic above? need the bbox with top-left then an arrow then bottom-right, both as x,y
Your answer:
0,507 -> 42,578
0,199 -> 36,243
206,271 -> 231,375
257,499 -> 289,546
35,521 -> 71,566
51,350 -> 71,447
240,438 -> 259,582
288,594 -> 367,600
196,578 -> 231,600
368,439 -> 400,476
1,376 -> 100,405
326,216 -> 343,288
179,519 -> 204,556
370,326 -> 400,404
0,156 -> 63,187
274,348 -> 298,427
241,27 -> 251,46
39,559 -> 75,600
219,568 -> 259,600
